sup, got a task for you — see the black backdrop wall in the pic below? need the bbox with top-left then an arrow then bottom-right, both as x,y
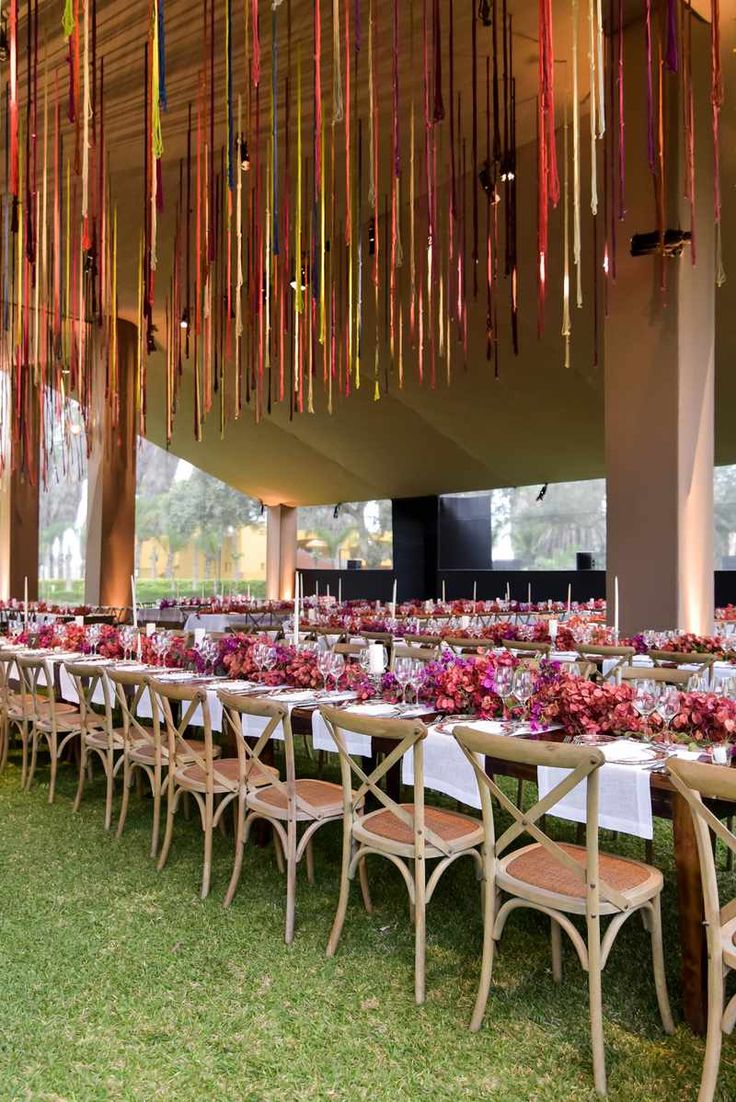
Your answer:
298,494 -> 736,607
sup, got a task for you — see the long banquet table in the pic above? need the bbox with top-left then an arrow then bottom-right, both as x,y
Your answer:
7,648 -> 727,1037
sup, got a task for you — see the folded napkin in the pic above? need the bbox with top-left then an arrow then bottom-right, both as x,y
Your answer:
538,746 -> 654,840
347,703 -> 398,717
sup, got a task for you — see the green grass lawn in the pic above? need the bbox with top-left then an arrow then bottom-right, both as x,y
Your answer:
1,745 -> 735,1102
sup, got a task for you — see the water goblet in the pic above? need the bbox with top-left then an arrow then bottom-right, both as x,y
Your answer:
393,656 -> 414,704
494,664 -> 514,717
657,686 -> 680,747
511,667 -> 535,723
329,652 -> 346,692
632,678 -> 659,740
317,650 -> 333,691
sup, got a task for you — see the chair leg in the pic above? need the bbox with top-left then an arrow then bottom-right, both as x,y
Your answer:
727,817 -> 734,872
551,918 -> 563,984
470,850 -> 496,1032
157,783 -> 177,871
223,792 -> 247,909
48,733 -> 59,804
305,836 -> 315,885
201,793 -> 214,900
326,820 -> 353,958
273,826 -> 285,874
515,778 -> 524,809
698,951 -> 725,1102
648,897 -> 674,1034
25,729 -> 39,791
414,854 -> 426,1006
103,751 -> 115,831
284,819 -> 298,944
73,739 -> 87,812
586,915 -> 607,1097
150,769 -> 163,858
645,838 -> 654,866
117,758 -> 132,839
0,715 -> 8,772
19,723 -> 29,788
358,856 -> 373,915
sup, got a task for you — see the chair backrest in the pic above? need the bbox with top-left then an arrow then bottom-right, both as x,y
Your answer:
575,644 -> 635,682
217,690 -> 311,806
667,758 -> 736,938
621,666 -> 691,686
63,659 -> 114,736
360,630 -> 393,645
106,665 -> 157,753
390,643 -> 439,669
649,649 -> 716,670
320,705 -> 460,858
452,725 -> 633,912
16,654 -> 59,725
445,637 -> 498,654
332,642 -> 365,660
501,638 -> 552,657
146,677 -> 220,789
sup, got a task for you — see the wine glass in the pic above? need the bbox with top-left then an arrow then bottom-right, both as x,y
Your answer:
329,652 -> 345,692
252,642 -> 267,677
512,668 -> 535,723
657,686 -> 680,747
317,650 -> 333,691
154,632 -> 170,668
407,659 -> 424,706
87,623 -> 102,655
261,646 -> 277,677
494,665 -> 514,716
632,679 -> 659,739
393,656 -> 414,704
119,626 -> 136,661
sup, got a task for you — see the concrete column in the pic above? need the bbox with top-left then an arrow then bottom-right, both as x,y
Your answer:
266,505 -> 297,599
84,320 -> 138,608
0,376 -> 40,601
605,16 -> 714,635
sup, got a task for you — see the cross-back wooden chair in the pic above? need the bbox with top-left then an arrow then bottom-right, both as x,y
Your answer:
403,633 -> 444,647
320,705 -> 483,1004
390,643 -> 439,669
107,665 -> 170,856
64,659 -> 124,830
453,726 -> 673,1097
444,637 -> 498,655
621,666 -> 692,687
150,676 -> 269,899
667,758 -> 736,1102
575,645 -> 635,683
218,691 -> 355,942
360,630 -> 393,646
17,654 -> 84,802
501,638 -> 552,659
649,649 -> 716,676
0,647 -> 76,781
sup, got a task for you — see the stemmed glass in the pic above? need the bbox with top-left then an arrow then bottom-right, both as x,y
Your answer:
261,645 -> 277,678
196,637 -> 219,675
153,632 -> 170,668
511,668 -> 535,724
329,652 -> 345,693
252,642 -> 268,678
393,656 -> 414,704
87,623 -> 102,656
494,665 -> 514,718
632,679 -> 659,740
119,626 -> 136,661
317,650 -> 333,691
657,686 -> 680,747
407,660 -> 424,706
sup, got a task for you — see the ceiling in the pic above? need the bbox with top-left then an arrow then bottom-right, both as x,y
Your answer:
9,0 -> 736,503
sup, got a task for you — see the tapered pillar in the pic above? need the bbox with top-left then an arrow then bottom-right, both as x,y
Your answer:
605,17 -> 714,635
84,320 -> 138,607
266,505 -> 297,599
0,377 -> 40,601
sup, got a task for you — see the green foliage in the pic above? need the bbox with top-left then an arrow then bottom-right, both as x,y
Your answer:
299,500 -> 393,569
